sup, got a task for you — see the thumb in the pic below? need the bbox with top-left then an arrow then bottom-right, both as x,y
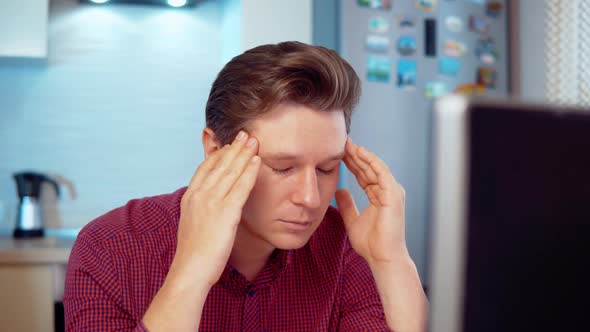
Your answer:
335,189 -> 359,229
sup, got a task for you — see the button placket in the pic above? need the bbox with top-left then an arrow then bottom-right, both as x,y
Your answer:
241,287 -> 260,331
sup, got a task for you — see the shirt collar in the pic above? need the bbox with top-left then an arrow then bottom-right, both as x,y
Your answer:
219,248 -> 293,295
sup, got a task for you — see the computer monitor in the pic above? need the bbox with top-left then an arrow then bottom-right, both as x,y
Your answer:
428,95 -> 590,332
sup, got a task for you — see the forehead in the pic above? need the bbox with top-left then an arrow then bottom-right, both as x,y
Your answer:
248,103 -> 347,158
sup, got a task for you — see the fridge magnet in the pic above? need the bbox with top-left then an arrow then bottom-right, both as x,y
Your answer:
425,81 -> 448,98
486,0 -> 503,17
367,55 -> 392,82
416,0 -> 437,12
469,15 -> 490,33
425,18 -> 437,57
476,67 -> 497,88
397,59 -> 417,89
475,37 -> 498,65
445,16 -> 464,32
358,0 -> 392,10
368,16 -> 390,33
366,35 -> 391,53
439,57 -> 461,76
443,39 -> 467,57
397,35 -> 417,56
399,15 -> 416,30
454,83 -> 485,95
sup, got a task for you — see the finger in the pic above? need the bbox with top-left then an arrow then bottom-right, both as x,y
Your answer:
343,138 -> 374,188
186,144 -> 228,193
342,155 -> 368,188
355,147 -> 400,207
201,131 -> 253,192
346,139 -> 401,207
348,141 -> 379,187
334,189 -> 359,231
342,138 -> 365,181
214,136 -> 259,198
225,155 -> 262,208
356,146 -> 397,191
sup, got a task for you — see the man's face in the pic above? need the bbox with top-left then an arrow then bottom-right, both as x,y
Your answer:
238,103 -> 347,251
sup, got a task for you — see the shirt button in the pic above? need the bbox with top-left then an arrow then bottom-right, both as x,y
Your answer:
248,289 -> 256,297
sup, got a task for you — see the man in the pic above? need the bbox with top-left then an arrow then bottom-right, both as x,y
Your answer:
64,41 -> 427,331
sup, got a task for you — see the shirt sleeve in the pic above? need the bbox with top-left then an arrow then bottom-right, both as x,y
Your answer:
338,241 -> 394,332
63,235 -> 148,332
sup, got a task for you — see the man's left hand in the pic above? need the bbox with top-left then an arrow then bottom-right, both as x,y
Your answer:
335,137 -> 409,266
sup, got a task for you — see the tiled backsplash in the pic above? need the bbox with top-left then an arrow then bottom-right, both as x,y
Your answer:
0,0 -> 226,230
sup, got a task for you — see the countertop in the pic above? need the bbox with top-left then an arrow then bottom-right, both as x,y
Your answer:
0,236 -> 76,264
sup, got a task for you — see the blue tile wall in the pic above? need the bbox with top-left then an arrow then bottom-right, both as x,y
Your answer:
0,0 -> 227,230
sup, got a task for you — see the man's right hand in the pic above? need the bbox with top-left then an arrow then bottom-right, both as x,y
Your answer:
170,130 -> 261,289
143,131 -> 260,331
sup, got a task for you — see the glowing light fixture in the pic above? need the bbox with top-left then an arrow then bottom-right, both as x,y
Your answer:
81,0 -> 196,7
167,0 -> 187,7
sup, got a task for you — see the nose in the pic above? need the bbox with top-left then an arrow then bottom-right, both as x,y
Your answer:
291,168 -> 322,209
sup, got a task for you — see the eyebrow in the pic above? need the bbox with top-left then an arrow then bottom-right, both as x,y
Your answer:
261,150 -> 345,162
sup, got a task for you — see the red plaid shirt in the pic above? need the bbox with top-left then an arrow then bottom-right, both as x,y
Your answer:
64,187 -> 391,331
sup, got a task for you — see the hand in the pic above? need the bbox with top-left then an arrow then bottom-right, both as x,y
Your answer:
171,131 -> 261,289
335,137 -> 408,266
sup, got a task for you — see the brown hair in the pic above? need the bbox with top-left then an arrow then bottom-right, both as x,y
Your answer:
205,41 -> 361,145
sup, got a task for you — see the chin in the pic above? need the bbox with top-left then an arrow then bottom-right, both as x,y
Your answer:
269,233 -> 313,250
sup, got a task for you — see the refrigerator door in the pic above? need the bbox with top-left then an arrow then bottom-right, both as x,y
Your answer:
339,0 -> 509,280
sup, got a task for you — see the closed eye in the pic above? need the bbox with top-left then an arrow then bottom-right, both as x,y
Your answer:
271,167 -> 338,175
318,168 -> 336,175
272,167 -> 293,175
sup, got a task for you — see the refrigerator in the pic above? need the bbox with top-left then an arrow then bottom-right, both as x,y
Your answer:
339,0 -> 509,281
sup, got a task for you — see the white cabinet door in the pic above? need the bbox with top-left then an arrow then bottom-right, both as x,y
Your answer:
0,0 -> 48,58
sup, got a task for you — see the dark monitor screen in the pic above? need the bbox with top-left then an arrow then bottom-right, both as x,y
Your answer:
464,103 -> 590,331
429,96 -> 590,332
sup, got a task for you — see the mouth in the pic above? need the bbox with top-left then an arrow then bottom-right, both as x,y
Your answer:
279,219 -> 313,231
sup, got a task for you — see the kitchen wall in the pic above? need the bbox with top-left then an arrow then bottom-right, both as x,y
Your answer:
0,0 -> 311,231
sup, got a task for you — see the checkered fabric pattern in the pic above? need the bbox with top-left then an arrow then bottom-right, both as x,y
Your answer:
545,0 -> 590,106
63,187 -> 391,331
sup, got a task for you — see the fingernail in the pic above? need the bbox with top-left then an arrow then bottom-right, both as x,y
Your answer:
247,137 -> 256,147
236,131 -> 246,141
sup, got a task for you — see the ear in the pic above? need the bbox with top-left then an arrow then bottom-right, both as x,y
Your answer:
202,128 -> 221,159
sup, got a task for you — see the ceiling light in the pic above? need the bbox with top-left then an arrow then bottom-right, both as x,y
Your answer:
89,0 -> 110,3
167,0 -> 187,7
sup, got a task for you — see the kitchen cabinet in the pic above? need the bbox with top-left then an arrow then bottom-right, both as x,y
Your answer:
0,237 -> 72,332
0,0 -> 49,58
